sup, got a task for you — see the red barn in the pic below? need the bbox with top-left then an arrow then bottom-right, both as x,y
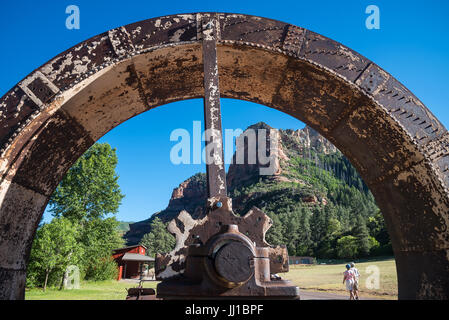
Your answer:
112,245 -> 155,280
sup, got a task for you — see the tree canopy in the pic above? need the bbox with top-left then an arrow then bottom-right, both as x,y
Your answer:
48,143 -> 124,222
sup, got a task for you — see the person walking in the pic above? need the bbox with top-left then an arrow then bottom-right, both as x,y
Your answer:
343,263 -> 355,300
350,262 -> 360,300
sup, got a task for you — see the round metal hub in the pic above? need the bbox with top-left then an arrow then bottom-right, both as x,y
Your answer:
214,241 -> 254,284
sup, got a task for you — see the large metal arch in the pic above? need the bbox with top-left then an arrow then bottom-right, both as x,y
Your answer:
1,13 -> 449,300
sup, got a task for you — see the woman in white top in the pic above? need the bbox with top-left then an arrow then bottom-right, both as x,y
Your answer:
343,263 -> 355,300
350,262 -> 360,300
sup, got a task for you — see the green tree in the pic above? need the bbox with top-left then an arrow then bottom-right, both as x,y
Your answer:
281,210 -> 301,256
353,217 -> 372,257
140,217 -> 176,257
48,143 -> 124,222
367,211 -> 392,247
79,217 -> 125,280
27,218 -> 83,291
265,213 -> 285,246
336,235 -> 359,259
368,236 -> 380,254
310,207 -> 327,255
296,208 -> 313,256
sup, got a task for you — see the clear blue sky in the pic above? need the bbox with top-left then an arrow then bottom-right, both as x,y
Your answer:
1,1 -> 448,223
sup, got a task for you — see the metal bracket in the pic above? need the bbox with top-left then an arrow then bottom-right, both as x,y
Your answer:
283,25 -> 306,56
355,63 -> 388,95
18,71 -> 59,109
196,13 -> 221,41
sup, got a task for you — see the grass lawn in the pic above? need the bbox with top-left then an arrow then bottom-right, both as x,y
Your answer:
26,280 -> 158,300
26,257 -> 397,300
282,257 -> 398,299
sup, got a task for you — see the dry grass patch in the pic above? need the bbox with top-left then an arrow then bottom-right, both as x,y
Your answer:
282,257 -> 397,300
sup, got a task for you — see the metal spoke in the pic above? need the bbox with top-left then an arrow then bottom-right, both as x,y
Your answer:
201,14 -> 227,199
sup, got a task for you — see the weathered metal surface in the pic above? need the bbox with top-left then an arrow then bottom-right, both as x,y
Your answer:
7,110 -> 94,196
157,223 -> 299,299
18,71 -> 60,109
126,287 -> 157,300
0,181 -> 47,300
214,241 -> 254,284
201,14 -> 227,198
126,281 -> 158,300
0,13 -> 448,299
268,245 -> 289,274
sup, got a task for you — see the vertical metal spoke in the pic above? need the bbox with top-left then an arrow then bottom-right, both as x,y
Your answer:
201,14 -> 227,199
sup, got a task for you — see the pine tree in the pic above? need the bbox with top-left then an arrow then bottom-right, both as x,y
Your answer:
140,217 -> 176,257
265,213 -> 285,246
353,217 -> 372,257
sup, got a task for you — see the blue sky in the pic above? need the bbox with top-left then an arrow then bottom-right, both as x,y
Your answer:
1,1 -> 448,223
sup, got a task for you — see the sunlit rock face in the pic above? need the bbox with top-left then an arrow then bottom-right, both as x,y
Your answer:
227,122 -> 337,187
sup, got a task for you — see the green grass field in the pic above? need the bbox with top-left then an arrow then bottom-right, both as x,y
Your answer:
26,257 -> 397,300
26,280 -> 158,300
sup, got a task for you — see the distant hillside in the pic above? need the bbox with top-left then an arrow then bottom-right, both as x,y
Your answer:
116,221 -> 134,235
124,123 -> 391,258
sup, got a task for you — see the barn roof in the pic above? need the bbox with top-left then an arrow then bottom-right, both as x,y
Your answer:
112,244 -> 147,252
122,253 -> 154,262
